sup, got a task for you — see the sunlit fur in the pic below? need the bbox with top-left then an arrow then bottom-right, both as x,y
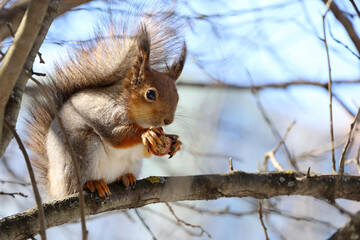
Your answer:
26,7 -> 186,199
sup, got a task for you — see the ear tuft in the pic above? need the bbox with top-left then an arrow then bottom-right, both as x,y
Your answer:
131,24 -> 151,85
167,42 -> 187,81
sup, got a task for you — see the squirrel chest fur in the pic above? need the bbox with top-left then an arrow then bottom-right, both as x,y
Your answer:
27,10 -> 186,199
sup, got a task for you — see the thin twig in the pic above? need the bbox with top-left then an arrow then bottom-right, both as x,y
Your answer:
322,4 -> 336,172
344,158 -> 360,175
165,202 -> 212,238
339,107 -> 360,173
5,22 -> 15,38
258,200 -> 270,240
264,121 -> 296,171
264,151 -> 284,171
355,144 -> 360,175
248,71 -> 299,171
134,209 -> 157,240
141,207 -> 205,237
0,179 -> 31,186
37,52 -> 45,64
325,200 -> 354,218
25,71 -> 88,240
0,191 -> 28,198
3,119 -> 46,240
328,23 -> 360,59
178,81 -> 357,117
350,0 -> 360,18
228,157 -> 234,171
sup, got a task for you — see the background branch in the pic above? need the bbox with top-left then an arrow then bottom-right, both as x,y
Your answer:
0,0 -> 92,42
0,0 -> 50,156
0,0 -> 60,158
321,0 -> 360,55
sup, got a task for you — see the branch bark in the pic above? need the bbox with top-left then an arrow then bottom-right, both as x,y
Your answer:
0,0 -> 50,155
1,171 -> 360,240
0,0 -> 60,158
0,0 -> 92,42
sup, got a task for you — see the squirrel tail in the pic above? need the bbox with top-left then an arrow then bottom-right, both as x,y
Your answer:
26,85 -> 55,192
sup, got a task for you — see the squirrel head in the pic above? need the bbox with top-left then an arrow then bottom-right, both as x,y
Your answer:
125,25 -> 186,128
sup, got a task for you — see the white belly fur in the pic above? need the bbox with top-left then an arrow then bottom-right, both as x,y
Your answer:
94,142 -> 145,183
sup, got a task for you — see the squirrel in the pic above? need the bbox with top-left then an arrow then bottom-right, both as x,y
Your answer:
26,9 -> 186,199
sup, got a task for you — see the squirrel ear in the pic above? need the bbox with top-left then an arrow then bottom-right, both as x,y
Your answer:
131,25 -> 150,85
167,42 -> 187,81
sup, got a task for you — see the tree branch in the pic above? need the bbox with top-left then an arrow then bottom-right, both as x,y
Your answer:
0,0 -> 93,42
0,0 -> 50,155
321,0 -> 360,55
1,171 -> 360,240
0,0 -> 60,158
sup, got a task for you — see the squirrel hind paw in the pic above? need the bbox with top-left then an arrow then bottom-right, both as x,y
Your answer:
84,179 -> 111,197
117,173 -> 136,189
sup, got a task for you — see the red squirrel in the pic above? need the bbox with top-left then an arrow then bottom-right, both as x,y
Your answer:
26,9 -> 186,199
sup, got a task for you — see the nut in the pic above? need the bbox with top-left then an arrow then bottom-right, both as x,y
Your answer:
150,135 -> 172,156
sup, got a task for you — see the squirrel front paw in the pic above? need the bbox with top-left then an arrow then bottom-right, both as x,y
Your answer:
141,127 -> 171,156
84,178 -> 111,197
141,127 -> 182,158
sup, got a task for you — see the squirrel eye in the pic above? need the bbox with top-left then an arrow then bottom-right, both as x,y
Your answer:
145,89 -> 157,102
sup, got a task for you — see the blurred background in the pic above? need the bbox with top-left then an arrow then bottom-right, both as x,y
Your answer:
1,0 -> 360,239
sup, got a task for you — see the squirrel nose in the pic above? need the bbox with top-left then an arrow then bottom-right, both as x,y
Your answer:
163,118 -> 173,125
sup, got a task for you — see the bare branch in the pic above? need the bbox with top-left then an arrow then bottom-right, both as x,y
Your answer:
264,121 -> 296,171
0,0 -> 60,158
0,179 -> 30,186
0,0 -> 93,42
349,0 -> 360,18
250,78 -> 298,171
179,80 -> 357,118
1,172 -> 360,239
339,107 -> 360,173
135,209 -> 157,240
322,0 -> 360,55
328,23 -> 360,59
258,200 -> 270,240
0,0 -> 50,154
0,191 -> 27,198
3,119 -> 46,240
175,202 -> 337,228
165,203 -> 211,238
228,157 -> 234,171
322,6 -> 336,172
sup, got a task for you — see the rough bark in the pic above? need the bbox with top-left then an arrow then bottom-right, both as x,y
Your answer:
0,171 -> 360,240
0,0 -> 60,158
0,0 -> 51,157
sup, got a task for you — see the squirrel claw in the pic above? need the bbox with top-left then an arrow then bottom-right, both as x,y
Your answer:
142,127 -> 166,155
118,173 -> 136,189
168,139 -> 182,158
84,179 -> 111,197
